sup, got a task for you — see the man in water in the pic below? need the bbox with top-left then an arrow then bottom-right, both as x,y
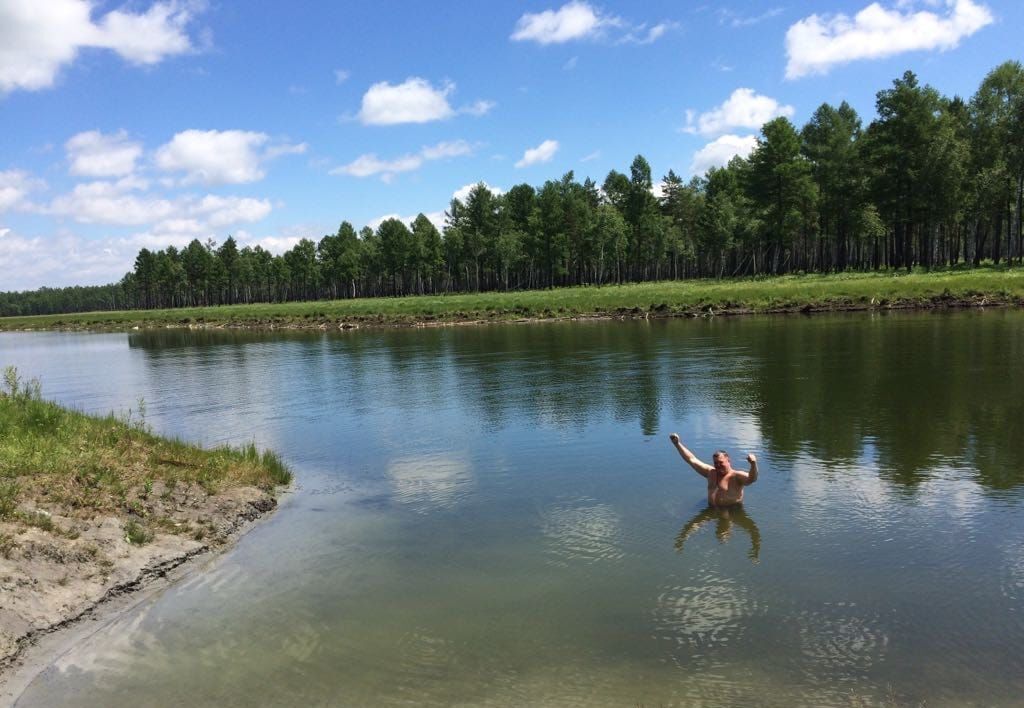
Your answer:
668,433 -> 757,507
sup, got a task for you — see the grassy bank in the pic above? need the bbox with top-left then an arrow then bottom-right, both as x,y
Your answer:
0,367 -> 292,670
0,367 -> 290,539
2,267 -> 1023,331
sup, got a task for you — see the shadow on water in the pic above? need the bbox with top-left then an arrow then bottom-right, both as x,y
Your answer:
675,505 -> 762,563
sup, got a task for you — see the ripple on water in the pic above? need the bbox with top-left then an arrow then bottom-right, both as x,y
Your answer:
386,453 -> 473,513
651,569 -> 762,664
540,498 -> 624,566
792,603 -> 890,681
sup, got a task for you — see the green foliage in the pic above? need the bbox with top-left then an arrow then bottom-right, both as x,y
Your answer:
124,520 -> 153,545
0,368 -> 292,534
2,60 -> 1024,318
0,480 -> 19,519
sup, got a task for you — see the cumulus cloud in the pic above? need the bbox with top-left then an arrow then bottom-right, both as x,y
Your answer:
47,177 -> 271,230
785,0 -> 994,80
358,77 -> 455,125
49,178 -> 173,225
154,129 -> 306,185
0,170 -> 45,212
331,140 -> 474,181
366,211 -> 447,232
452,182 -> 504,202
0,0 -> 203,94
683,88 -> 795,136
65,130 -> 143,177
510,2 -> 676,45
0,229 -> 135,291
690,134 -> 758,175
510,1 -> 620,44
191,195 -> 272,227
515,139 -> 559,168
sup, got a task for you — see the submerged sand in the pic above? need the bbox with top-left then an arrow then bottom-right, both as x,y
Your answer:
0,481 -> 283,701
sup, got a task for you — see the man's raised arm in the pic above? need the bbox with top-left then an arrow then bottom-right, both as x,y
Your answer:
668,433 -> 713,477
744,453 -> 758,485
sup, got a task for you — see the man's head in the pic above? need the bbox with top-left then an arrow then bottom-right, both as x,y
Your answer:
712,450 -> 731,473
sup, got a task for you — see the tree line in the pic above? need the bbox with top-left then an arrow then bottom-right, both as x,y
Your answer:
2,60 -> 1022,316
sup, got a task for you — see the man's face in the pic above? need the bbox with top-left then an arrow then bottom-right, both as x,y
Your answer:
713,452 -> 730,473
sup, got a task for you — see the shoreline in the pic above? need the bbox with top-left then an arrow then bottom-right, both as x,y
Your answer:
0,293 -> 1019,334
0,486 -> 288,704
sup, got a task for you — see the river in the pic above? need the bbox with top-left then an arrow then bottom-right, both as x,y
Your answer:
3,310 -> 1023,706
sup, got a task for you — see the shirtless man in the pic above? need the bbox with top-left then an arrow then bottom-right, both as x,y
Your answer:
668,433 -> 757,507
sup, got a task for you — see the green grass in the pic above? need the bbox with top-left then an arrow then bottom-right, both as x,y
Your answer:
0,367 -> 292,531
1,267 -> 1022,331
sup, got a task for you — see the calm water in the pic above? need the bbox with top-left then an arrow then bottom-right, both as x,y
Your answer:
4,311 -> 1024,707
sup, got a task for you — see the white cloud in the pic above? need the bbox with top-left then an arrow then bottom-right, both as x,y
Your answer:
510,2 -> 675,45
785,0 -> 994,80
0,192 -> 278,291
332,140 -> 474,181
580,150 -> 601,162
358,77 -> 455,125
0,229 -> 140,291
332,154 -> 423,180
191,195 -> 272,227
683,88 -> 795,136
515,139 -> 560,168
618,20 -> 680,44
89,0 -> 196,64
452,182 -> 504,202
460,99 -> 496,117
0,0 -> 203,94
47,177 -> 271,231
154,129 -> 306,185
420,140 -> 474,160
0,170 -> 45,212
49,179 -> 176,225
65,130 -> 143,178
690,134 -> 758,175
366,211 -> 446,233
719,7 -> 785,28
510,1 -> 619,44
334,68 -> 350,84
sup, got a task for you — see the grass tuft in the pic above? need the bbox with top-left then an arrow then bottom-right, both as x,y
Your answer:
0,367 -> 292,538
124,520 -> 153,545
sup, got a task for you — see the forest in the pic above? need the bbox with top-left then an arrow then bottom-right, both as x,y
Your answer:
2,60 -> 1022,317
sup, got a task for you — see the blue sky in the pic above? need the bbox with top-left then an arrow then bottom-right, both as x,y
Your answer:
1,0 -> 1021,290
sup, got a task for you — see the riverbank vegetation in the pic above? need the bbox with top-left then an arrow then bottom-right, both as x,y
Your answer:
0,367 -> 290,535
0,368 -> 291,669
0,268 -> 1021,331
1,60 -> 1023,318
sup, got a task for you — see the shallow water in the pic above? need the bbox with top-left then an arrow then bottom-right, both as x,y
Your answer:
3,311 -> 1024,707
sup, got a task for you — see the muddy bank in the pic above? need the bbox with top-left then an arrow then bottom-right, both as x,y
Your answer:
0,482 -> 282,692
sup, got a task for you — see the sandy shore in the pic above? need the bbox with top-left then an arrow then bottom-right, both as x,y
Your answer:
0,482 -> 285,704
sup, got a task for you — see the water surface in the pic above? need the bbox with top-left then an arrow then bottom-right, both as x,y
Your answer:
4,311 -> 1023,706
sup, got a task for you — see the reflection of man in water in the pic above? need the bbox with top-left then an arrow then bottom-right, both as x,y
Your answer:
675,505 -> 762,563
668,433 -> 758,507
